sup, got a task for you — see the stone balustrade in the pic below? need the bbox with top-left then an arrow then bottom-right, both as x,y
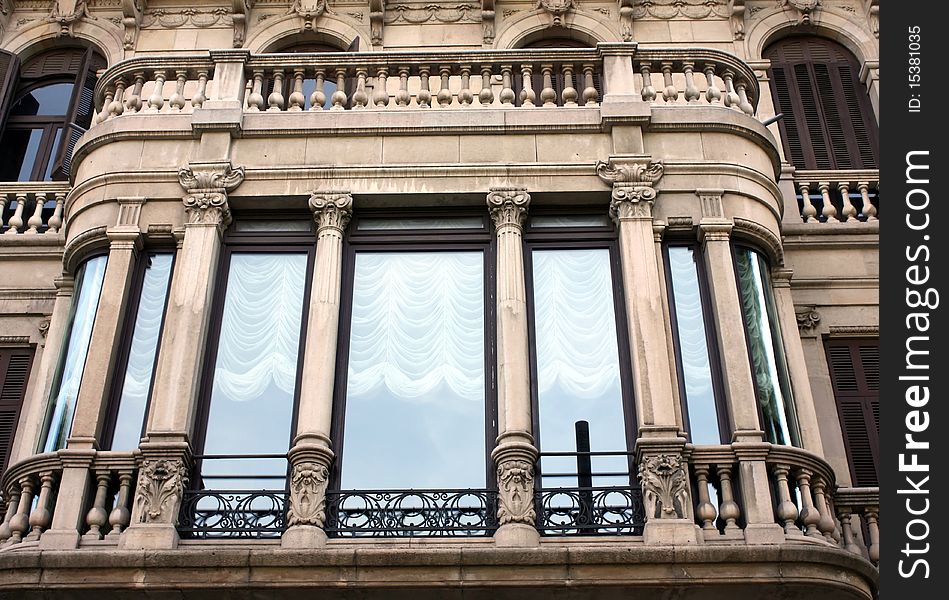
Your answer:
92,57 -> 215,123
0,183 -> 69,235
794,169 -> 880,223
0,452 -> 137,548
833,487 -> 880,566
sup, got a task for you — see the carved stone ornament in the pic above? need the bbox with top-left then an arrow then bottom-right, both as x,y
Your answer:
487,187 -> 530,230
630,0 -> 730,20
795,306 -> 822,331
178,163 -> 245,227
286,462 -> 330,527
232,0 -> 255,48
120,0 -> 145,51
728,0 -> 745,40
481,0 -> 495,44
783,0 -> 821,24
497,460 -> 536,525
369,0 -> 384,45
536,0 -> 577,27
47,0 -> 95,37
309,191 -> 354,233
638,454 -> 689,520
134,458 -> 187,524
287,0 -> 328,32
596,159 -> 664,221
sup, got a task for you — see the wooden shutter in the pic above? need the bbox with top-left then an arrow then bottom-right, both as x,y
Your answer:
765,37 -> 879,170
825,339 -> 879,487
51,48 -> 105,181
1,348 -> 35,471
0,49 -> 20,134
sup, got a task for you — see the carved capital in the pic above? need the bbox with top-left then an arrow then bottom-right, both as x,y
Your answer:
496,460 -> 536,525
795,305 -> 822,331
178,162 -> 244,228
598,158 -> 663,223
487,187 -> 530,230
638,454 -> 689,520
286,461 -> 330,528
308,191 -> 353,234
133,458 -> 187,525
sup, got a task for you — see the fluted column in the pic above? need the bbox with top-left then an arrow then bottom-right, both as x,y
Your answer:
282,191 -> 353,549
121,162 -> 244,550
487,187 -> 539,548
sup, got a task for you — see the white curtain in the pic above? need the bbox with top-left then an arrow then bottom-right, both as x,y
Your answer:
346,252 -> 485,402
667,248 -> 715,401
532,249 -> 621,400
212,253 -> 308,403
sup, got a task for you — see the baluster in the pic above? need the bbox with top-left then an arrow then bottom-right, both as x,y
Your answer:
107,471 -> 134,539
661,62 -> 678,102
437,66 -> 453,108
396,68 -> 411,107
0,194 -> 6,231
838,182 -> 857,221
310,69 -> 327,110
126,73 -> 145,113
717,464 -> 741,532
519,64 -> 536,107
26,193 -> 45,234
639,63 -> 656,102
97,88 -> 114,124
83,471 -> 112,540
0,488 -> 19,543
736,82 -> 754,115
458,66 -> 473,107
811,477 -> 837,542
772,464 -> 800,536
858,182 -> 877,220
417,66 -> 432,108
353,68 -> 369,109
693,465 -> 717,532
288,69 -> 306,111
109,77 -> 127,117
704,64 -> 721,104
838,508 -> 863,555
247,70 -> 265,111
561,64 -> 578,106
683,62 -> 700,103
4,193 -> 26,235
499,65 -> 515,106
169,70 -> 187,112
819,182 -> 840,223
374,67 -> 391,108
192,70 -> 209,109
268,70 -> 286,111
331,69 -> 348,110
795,468 -> 821,537
25,471 -> 55,542
864,509 -> 880,564
722,70 -> 740,108
47,193 -> 65,234
581,64 -> 598,106
479,66 -> 494,106
799,182 -> 817,222
8,477 -> 35,544
146,70 -> 166,112
537,64 -> 556,107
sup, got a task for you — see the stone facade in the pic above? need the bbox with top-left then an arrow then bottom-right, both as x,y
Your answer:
0,1 -> 878,598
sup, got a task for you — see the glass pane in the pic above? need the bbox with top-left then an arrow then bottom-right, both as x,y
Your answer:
357,216 -> 485,231
342,252 -> 486,489
109,254 -> 174,451
201,253 -> 309,489
531,249 -> 628,487
231,220 -> 312,233
735,248 -> 800,446
0,128 -> 44,181
667,247 -> 721,445
530,215 -> 612,229
40,255 -> 108,452
11,83 -> 73,116
42,127 -> 63,181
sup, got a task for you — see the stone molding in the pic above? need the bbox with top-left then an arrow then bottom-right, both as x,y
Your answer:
286,461 -> 330,528
178,162 -> 245,228
638,453 -> 689,520
487,187 -> 530,231
732,217 -> 784,266
308,190 -> 353,235
133,458 -> 186,525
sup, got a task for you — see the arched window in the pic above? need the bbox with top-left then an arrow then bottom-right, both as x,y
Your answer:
765,37 -> 878,170
0,47 -> 106,181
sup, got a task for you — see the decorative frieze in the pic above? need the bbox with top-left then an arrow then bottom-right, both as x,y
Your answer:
133,458 -> 186,524
629,0 -> 729,20
178,162 -> 244,228
141,8 -> 233,29
308,190 -> 353,234
496,460 -> 535,525
384,2 -> 480,24
286,462 -> 330,528
487,187 -> 530,230
638,454 -> 689,520
596,158 -> 664,221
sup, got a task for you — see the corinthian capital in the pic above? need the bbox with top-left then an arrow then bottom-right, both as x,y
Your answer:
308,191 -> 353,234
487,187 -> 530,230
178,162 -> 245,228
597,157 -> 663,222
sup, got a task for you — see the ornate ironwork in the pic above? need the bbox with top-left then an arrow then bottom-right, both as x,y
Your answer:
178,489 -> 287,539
535,486 -> 645,535
325,489 -> 498,537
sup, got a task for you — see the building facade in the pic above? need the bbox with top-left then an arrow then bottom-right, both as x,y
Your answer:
0,1 -> 879,597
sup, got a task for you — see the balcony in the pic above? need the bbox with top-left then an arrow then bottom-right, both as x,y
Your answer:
793,169 -> 880,224
0,182 -> 68,236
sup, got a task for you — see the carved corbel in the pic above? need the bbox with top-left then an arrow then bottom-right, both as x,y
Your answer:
287,462 -> 330,528
481,0 -> 495,45
864,0 -> 878,38
618,0 -> 634,41
795,305 -> 822,332
369,0 -> 384,47
133,458 -> 187,525
536,0 -> 578,28
46,0 -> 96,38
728,0 -> 745,40
596,158 -> 664,221
638,454 -> 689,520
232,0 -> 254,48
287,0 -> 329,32
120,0 -> 145,51
782,0 -> 821,25
178,162 -> 245,229
497,460 -> 536,525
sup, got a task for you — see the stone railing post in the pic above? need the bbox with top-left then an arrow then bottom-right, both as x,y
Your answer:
487,187 -> 539,548
120,161 -> 243,550
282,191 -> 353,549
205,50 -> 251,109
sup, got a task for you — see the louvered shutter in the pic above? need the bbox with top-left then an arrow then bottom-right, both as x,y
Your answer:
765,38 -> 879,170
51,48 -> 105,181
825,339 -> 880,487
0,50 -> 20,135
1,348 -> 35,471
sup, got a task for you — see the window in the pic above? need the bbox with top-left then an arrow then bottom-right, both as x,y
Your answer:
1,347 -> 35,470
103,252 -> 174,451
734,247 -> 800,447
0,47 -> 106,181
765,37 -> 878,170
665,245 -> 726,445
825,339 -> 879,487
39,255 -> 108,452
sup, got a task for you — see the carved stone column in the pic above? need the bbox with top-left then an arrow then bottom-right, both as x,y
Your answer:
487,187 -> 539,547
282,191 -> 353,549
121,162 -> 243,550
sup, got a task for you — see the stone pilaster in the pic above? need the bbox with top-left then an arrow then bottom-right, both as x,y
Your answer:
282,191 -> 353,549
487,187 -> 539,548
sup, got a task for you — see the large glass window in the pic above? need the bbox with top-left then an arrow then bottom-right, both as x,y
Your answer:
735,247 -> 800,446
39,255 -> 108,452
